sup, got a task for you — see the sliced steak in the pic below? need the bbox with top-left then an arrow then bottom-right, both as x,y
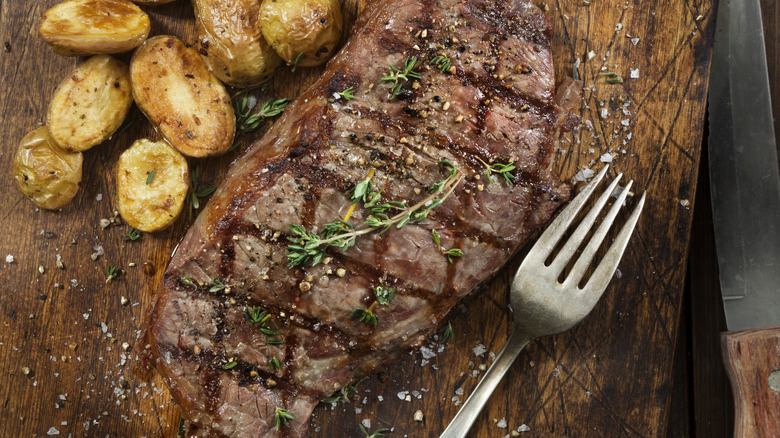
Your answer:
145,0 -> 576,436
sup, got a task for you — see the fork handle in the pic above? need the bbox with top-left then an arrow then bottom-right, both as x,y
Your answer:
439,325 -> 531,438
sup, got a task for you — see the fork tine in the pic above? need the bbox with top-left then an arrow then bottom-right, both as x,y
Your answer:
547,173 -> 623,276
527,165 -> 609,263
582,191 -> 646,303
564,180 -> 634,288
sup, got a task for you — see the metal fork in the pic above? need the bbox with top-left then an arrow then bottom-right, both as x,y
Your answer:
440,165 -> 646,438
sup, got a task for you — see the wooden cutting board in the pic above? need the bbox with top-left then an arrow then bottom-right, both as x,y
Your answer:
0,0 -> 716,436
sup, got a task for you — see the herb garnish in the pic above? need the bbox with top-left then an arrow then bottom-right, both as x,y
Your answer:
244,306 -> 279,335
122,227 -> 141,242
291,52 -> 304,72
349,302 -> 379,327
177,418 -> 186,438
600,72 -> 623,83
432,229 -> 441,250
287,162 -> 463,267
321,376 -> 368,404
477,158 -> 516,185
381,56 -> 421,99
180,276 -> 195,286
372,285 -> 396,305
431,55 -> 452,73
209,278 -> 227,294
359,425 -> 389,438
234,94 -> 291,136
442,321 -> 454,342
146,168 -> 156,185
267,338 -> 284,345
106,266 -> 119,284
270,356 -> 282,372
222,360 -> 237,370
337,87 -> 356,101
443,248 -> 464,263
274,407 -> 294,430
188,166 -> 216,212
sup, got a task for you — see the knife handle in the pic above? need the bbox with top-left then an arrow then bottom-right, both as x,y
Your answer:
721,325 -> 780,438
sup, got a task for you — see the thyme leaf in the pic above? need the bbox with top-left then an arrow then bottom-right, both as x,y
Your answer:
122,227 -> 141,242
372,285 -> 396,305
291,52 -> 304,72
209,278 -> 227,294
234,94 -> 290,136
146,168 -> 156,185
349,302 -> 379,328
180,276 -> 195,286
478,158 -> 516,185
188,166 -> 216,212
270,356 -> 282,371
443,248 -> 464,263
222,360 -> 237,370
442,321 -> 454,342
359,425 -> 389,438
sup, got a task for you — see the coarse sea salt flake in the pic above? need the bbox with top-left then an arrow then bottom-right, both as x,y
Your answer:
473,343 -> 487,357
518,424 -> 531,432
600,153 -> 613,163
630,68 -> 639,79
46,427 -> 60,435
5,254 -> 13,263
497,418 -> 508,428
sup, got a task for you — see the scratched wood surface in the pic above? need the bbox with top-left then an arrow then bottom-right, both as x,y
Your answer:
0,0 -> 716,436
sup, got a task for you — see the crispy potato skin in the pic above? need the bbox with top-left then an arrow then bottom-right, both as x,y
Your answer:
13,126 -> 83,210
39,0 -> 150,56
130,36 -> 236,157
116,139 -> 189,232
193,0 -> 282,87
258,0 -> 343,67
47,55 -> 132,152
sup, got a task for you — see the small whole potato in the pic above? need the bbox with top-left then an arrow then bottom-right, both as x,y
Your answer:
13,126 -> 83,210
193,0 -> 282,87
131,0 -> 177,4
47,55 -> 132,152
116,139 -> 189,232
130,35 -> 236,157
259,0 -> 343,68
39,0 -> 151,56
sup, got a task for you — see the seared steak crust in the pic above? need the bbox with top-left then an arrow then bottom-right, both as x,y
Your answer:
146,0 -> 572,436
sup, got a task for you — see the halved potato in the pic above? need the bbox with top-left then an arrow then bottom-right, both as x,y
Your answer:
258,0 -> 343,68
116,139 -> 189,232
130,35 -> 236,157
13,126 -> 83,210
47,55 -> 132,152
193,0 -> 282,87
39,0 -> 150,56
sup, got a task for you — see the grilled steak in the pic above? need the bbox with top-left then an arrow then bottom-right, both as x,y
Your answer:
145,0 -> 577,435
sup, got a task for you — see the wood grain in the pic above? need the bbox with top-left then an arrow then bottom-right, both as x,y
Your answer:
0,0 -> 716,436
721,326 -> 780,438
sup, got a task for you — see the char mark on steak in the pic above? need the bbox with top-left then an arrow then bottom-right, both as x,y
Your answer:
145,0 -> 577,436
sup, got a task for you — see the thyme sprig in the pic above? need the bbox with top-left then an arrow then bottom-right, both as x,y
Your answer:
234,94 -> 291,136
349,301 -> 379,327
291,52 -> 304,72
359,425 -> 389,438
599,72 -> 623,83
431,55 -> 452,73
180,276 -> 196,286
244,306 -> 279,335
321,376 -> 368,404
443,248 -> 464,263
209,278 -> 227,294
477,158 -> 516,185
106,266 -> 120,284
336,87 -> 356,101
381,56 -> 421,99
442,321 -> 454,342
287,162 -> 463,267
372,285 -> 395,305
188,166 -> 216,212
274,407 -> 294,430
270,356 -> 282,371
122,227 -> 141,242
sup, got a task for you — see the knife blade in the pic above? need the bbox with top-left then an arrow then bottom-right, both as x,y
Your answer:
707,0 -> 780,435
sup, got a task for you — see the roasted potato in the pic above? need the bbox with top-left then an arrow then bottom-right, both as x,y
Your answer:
39,0 -> 150,56
13,126 -> 83,210
192,0 -> 282,87
47,55 -> 132,152
258,0 -> 343,68
116,139 -> 189,232
130,36 -> 236,157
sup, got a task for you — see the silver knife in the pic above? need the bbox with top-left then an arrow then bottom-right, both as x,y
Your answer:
708,0 -> 780,435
